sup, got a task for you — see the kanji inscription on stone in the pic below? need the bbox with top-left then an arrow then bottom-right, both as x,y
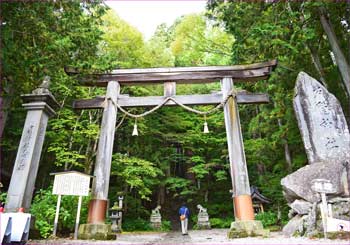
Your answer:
293,72 -> 350,164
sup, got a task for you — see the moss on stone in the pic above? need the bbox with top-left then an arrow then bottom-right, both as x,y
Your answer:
327,231 -> 350,240
227,220 -> 269,239
78,224 -> 116,240
228,230 -> 249,238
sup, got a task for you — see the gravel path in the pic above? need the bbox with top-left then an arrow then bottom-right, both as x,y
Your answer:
28,229 -> 349,244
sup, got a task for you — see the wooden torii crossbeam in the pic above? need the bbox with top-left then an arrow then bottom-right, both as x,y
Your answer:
66,59 -> 276,85
67,60 -> 277,236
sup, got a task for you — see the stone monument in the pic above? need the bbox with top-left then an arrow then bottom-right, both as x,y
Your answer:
150,205 -> 162,229
293,72 -> 350,165
281,72 -> 350,237
6,77 -> 59,212
196,204 -> 211,229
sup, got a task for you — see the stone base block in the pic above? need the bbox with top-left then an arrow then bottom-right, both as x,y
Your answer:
78,224 -> 116,240
150,222 -> 162,230
227,220 -> 269,238
197,222 -> 211,230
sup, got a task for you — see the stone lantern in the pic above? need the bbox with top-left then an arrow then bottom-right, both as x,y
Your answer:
150,205 -> 162,229
197,204 -> 211,229
109,193 -> 124,233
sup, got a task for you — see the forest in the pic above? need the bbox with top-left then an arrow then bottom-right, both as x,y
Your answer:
1,0 -> 350,238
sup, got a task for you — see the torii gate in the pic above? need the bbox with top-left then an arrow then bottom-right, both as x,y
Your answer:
68,60 -> 277,239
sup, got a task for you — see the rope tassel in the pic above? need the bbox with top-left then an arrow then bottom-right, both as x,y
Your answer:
203,115 -> 209,134
132,120 -> 139,136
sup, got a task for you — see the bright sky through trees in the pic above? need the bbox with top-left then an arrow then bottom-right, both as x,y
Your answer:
105,0 -> 206,39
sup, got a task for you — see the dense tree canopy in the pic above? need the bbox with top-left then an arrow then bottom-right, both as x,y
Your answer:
1,0 -> 349,238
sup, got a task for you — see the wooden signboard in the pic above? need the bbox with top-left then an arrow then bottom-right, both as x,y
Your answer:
51,171 -> 92,239
53,171 -> 90,196
311,178 -> 336,239
311,179 -> 336,194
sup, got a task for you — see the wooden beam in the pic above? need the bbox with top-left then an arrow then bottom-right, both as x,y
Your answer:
164,82 -> 176,96
73,93 -> 269,110
65,60 -> 277,86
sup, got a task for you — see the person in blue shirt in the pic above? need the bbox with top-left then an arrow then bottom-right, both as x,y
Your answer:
178,203 -> 190,235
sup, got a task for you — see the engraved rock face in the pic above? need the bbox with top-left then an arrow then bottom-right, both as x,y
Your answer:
293,72 -> 350,164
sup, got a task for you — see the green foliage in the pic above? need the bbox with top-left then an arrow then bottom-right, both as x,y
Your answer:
3,1 -> 350,235
165,177 -> 194,198
209,218 -> 232,228
160,220 -> 171,231
30,188 -> 90,238
0,192 -> 7,203
1,0 -> 108,175
207,203 -> 233,217
111,153 -> 163,200
122,218 -> 153,231
255,211 -> 278,228
171,14 -> 234,66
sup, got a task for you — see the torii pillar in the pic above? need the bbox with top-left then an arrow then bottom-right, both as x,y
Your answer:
78,81 -> 119,240
221,77 -> 268,238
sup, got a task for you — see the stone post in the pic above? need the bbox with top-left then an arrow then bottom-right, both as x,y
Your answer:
221,77 -> 268,238
6,79 -> 59,212
79,81 -> 119,240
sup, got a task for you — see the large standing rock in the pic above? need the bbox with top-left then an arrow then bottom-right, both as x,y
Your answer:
293,72 -> 350,164
281,161 -> 346,203
282,72 -> 350,237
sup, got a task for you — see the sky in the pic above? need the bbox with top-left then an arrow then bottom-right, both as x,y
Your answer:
105,0 -> 207,39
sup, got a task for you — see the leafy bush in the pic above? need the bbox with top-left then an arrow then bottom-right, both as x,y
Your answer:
122,218 -> 153,231
255,211 -> 278,227
160,220 -> 171,231
209,218 -> 232,228
207,203 -> 232,217
0,192 -> 7,203
30,188 -> 90,238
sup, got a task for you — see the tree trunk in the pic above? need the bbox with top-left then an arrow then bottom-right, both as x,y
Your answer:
319,6 -> 350,99
346,0 -> 350,62
277,118 -> 292,172
0,81 -> 14,141
307,44 -> 328,88
157,184 -> 165,205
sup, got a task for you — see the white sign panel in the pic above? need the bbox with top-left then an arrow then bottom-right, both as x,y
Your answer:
327,217 -> 350,232
53,173 -> 90,196
311,179 -> 336,194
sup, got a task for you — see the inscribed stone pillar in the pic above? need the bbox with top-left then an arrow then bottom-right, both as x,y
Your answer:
6,87 -> 59,212
88,81 -> 120,224
293,72 -> 350,164
221,77 -> 254,221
